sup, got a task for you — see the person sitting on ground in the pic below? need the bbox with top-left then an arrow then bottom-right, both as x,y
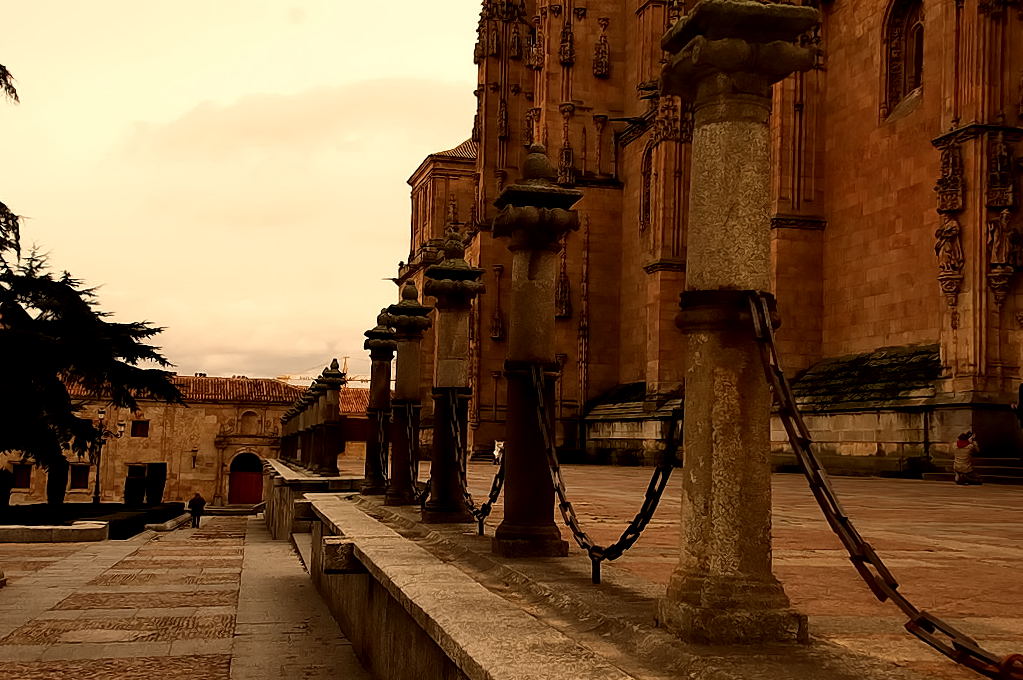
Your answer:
187,491 -> 207,528
953,432 -> 983,486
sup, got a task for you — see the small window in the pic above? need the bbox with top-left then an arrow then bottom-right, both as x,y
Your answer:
130,420 -> 150,437
12,463 -> 31,489
69,464 -> 91,490
882,0 -> 924,117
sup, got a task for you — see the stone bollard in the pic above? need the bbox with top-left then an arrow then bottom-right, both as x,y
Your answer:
383,282 -> 432,505
655,0 -> 818,644
491,145 -> 581,558
363,311 -> 396,495
317,359 -> 347,475
421,224 -> 485,523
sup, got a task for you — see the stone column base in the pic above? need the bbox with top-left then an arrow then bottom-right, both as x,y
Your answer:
655,598 -> 808,645
421,507 -> 473,524
383,490 -> 417,506
360,482 -> 387,496
492,523 -> 569,557
491,536 -> 569,558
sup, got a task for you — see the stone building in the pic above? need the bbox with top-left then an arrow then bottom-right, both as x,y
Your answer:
397,0 -> 1023,476
7,375 -> 306,506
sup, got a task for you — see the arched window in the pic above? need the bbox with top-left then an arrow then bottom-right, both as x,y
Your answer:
882,0 -> 924,117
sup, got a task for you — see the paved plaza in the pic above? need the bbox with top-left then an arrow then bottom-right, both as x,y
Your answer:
0,464 -> 1019,679
451,464 -> 1021,680
338,457 -> 1021,680
0,516 -> 370,680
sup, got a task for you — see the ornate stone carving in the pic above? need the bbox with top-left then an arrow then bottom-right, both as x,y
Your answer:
987,132 -> 1016,209
488,24 -> 500,57
528,17 -> 545,70
593,114 -> 607,174
935,143 -> 965,213
490,264 -> 505,341
510,24 -> 522,59
987,210 -> 1017,308
1015,310 -> 1023,328
558,103 -> 576,185
555,239 -> 571,318
654,94 -> 682,142
593,18 -> 610,79
573,7 -> 586,21
935,214 -> 965,309
979,0 -> 1021,17
988,209 -> 1015,266
559,18 -> 575,66
667,0 -> 683,25
498,98 -> 509,139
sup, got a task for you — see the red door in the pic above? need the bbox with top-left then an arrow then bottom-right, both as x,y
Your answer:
228,453 -> 263,505
228,471 -> 262,504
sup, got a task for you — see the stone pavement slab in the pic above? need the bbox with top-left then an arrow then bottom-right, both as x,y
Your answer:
0,516 -> 370,679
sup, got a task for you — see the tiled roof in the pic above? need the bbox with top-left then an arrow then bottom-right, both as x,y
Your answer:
792,344 -> 941,410
171,376 -> 305,404
68,375 -> 305,405
338,387 -> 370,415
432,139 -> 477,160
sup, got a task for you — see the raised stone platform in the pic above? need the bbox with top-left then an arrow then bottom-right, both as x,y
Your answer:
0,521 -> 108,543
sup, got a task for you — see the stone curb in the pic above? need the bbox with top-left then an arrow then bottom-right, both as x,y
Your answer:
144,513 -> 193,532
355,498 -> 927,680
0,521 -> 109,543
310,496 -> 639,680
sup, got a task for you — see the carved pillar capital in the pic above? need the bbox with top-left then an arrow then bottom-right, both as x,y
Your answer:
660,1 -> 819,116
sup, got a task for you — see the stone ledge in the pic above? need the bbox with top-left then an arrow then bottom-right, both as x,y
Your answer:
0,521 -> 109,542
309,495 -> 636,680
354,498 -> 930,680
144,513 -> 192,532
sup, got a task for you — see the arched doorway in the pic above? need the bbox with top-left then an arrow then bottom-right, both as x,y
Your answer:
228,452 -> 263,505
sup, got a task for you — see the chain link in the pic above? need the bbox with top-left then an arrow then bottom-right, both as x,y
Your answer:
529,364 -> 680,584
442,388 -> 506,532
375,410 -> 389,485
748,291 -> 1021,680
402,401 -> 432,506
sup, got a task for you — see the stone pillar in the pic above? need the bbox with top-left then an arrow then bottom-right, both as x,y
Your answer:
318,359 -> 347,475
422,224 -> 485,523
383,282 -> 432,505
307,378 -> 327,472
298,392 -> 314,469
491,145 -> 581,557
655,0 -> 818,644
363,311 -> 396,495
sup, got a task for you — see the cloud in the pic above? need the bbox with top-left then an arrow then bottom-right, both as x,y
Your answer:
73,79 -> 476,377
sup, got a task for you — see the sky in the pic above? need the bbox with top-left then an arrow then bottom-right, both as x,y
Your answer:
1,1 -> 480,381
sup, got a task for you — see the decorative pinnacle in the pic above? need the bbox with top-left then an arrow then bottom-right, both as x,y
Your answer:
442,223 -> 466,261
521,144 -> 557,184
401,281 -> 418,301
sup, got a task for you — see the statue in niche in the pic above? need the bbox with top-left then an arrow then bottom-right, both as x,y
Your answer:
934,214 -> 965,272
987,209 -> 1014,266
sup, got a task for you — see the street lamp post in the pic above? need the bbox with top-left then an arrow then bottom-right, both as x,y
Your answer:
92,408 -> 125,505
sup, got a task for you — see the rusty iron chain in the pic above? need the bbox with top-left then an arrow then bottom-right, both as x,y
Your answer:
748,291 -> 1022,680
376,410 -> 389,485
442,388 -> 506,533
529,364 -> 681,584
403,401 -> 431,506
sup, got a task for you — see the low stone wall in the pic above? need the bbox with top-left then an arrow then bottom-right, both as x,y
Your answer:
262,459 -> 361,540
307,495 -> 634,680
0,521 -> 108,542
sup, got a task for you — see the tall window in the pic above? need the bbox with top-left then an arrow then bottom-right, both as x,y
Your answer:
882,0 -> 924,117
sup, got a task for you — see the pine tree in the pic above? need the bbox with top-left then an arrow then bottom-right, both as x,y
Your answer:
0,64 -> 182,505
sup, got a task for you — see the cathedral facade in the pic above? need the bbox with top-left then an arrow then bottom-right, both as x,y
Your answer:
398,0 -> 1023,475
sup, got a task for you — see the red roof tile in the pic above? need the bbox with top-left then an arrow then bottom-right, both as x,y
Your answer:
338,387 -> 369,415
432,138 -> 477,160
68,375 -> 305,405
